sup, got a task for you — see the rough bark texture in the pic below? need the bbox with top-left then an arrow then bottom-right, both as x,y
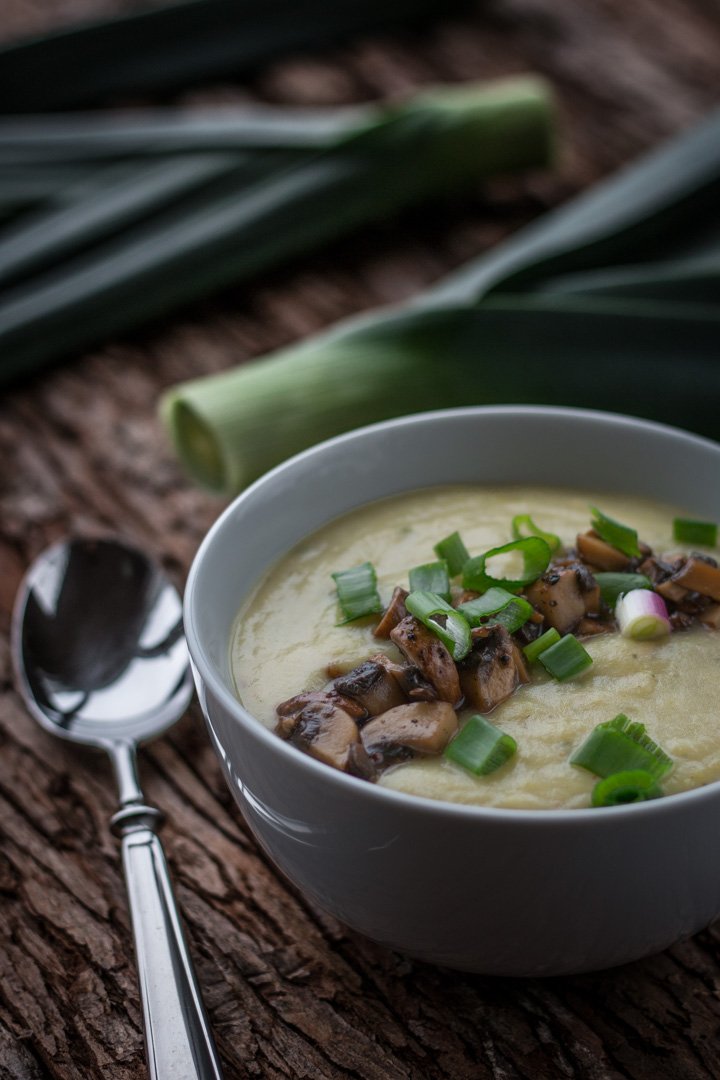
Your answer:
2,1 -> 720,1077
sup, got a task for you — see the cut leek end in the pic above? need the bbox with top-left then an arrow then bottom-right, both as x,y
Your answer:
160,391 -> 228,494
416,76 -> 557,178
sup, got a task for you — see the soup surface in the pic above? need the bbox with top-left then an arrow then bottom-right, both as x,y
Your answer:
231,486 -> 719,809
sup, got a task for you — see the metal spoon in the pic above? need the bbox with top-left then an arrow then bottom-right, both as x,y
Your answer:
11,537 -> 223,1080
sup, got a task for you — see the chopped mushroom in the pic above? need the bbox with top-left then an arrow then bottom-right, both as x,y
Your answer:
346,743 -> 378,781
575,563 -> 601,614
284,698 -> 364,772
453,589 -> 480,607
515,614 -> 545,647
669,555 -> 720,602
640,556 -> 696,607
674,590 -> 712,616
526,567 -> 589,634
390,615 -> 461,704
275,690 -> 364,738
373,586 -> 408,639
656,578 -> 690,605
638,555 -> 680,587
511,641 -> 530,684
373,653 -> 438,702
333,658 -> 407,716
575,616 -> 612,637
576,531 -> 630,571
458,625 -> 528,713
360,701 -> 458,766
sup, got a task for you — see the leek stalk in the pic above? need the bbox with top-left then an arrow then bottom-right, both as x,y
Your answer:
162,106 -> 720,493
163,298 -> 720,492
0,77 -> 553,385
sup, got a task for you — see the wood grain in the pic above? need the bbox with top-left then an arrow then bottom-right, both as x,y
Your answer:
2,1 -> 720,1076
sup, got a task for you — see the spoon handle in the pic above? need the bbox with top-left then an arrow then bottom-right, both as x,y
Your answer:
113,806 -> 224,1080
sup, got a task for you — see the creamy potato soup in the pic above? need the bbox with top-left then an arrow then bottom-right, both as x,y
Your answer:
231,487 -> 720,810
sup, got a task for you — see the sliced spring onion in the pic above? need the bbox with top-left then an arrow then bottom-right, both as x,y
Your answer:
522,626 -> 561,664
405,590 -> 472,661
590,507 -> 641,558
433,531 -> 470,577
591,769 -> 664,807
332,562 -> 383,624
408,560 -> 450,600
444,714 -> 517,775
615,589 -> 671,640
673,517 -> 718,546
539,633 -> 592,680
511,513 -> 561,553
570,714 -> 673,780
462,537 -> 551,594
488,601 -> 533,634
594,572 -> 652,608
458,586 -> 532,633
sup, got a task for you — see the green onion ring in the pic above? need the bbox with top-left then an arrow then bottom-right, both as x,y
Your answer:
462,536 -> 551,593
405,590 -> 472,661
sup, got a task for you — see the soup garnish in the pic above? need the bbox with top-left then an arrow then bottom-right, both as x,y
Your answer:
536,633 -> 593,681
522,627 -> 560,664
591,770 -> 664,807
434,531 -> 470,575
463,536 -> 551,593
260,498 -> 720,807
590,507 -> 641,558
571,714 -> 672,781
594,573 -> 652,607
444,714 -> 517,776
615,590 -> 671,640
673,517 -> 718,546
331,561 -> 382,623
511,514 -> 561,552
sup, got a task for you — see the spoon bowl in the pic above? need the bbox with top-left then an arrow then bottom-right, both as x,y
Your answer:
13,536 -> 223,1080
14,536 -> 192,747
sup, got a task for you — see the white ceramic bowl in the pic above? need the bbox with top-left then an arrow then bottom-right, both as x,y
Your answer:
184,406 -> 720,975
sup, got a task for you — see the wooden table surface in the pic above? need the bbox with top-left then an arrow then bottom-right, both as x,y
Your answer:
2,2 -> 720,1077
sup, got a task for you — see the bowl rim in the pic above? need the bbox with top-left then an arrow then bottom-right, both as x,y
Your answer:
184,404 -> 720,825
